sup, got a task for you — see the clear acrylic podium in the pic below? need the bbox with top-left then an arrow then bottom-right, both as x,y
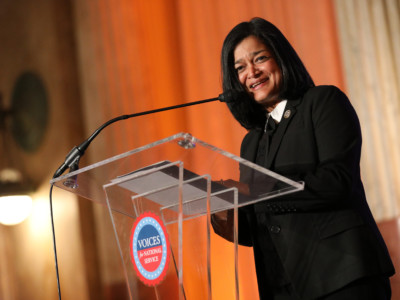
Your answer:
50,133 -> 304,300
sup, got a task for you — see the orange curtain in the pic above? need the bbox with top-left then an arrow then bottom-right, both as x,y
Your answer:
73,0 -> 344,160
72,0 -> 344,298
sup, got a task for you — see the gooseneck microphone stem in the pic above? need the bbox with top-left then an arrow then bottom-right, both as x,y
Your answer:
52,95 -> 223,178
87,96 -> 220,145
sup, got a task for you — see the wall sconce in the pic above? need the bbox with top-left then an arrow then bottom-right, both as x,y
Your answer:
0,195 -> 33,226
0,72 -> 48,226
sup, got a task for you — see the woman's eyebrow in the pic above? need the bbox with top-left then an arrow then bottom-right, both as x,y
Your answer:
234,49 -> 269,65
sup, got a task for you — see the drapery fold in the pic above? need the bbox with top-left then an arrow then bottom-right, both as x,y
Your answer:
334,0 -> 400,220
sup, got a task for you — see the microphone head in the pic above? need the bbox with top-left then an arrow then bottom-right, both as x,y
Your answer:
218,90 -> 248,103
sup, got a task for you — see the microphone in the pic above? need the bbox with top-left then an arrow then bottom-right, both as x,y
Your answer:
217,90 -> 243,103
52,90 -> 244,179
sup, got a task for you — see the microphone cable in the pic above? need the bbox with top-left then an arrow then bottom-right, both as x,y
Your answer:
49,182 -> 62,300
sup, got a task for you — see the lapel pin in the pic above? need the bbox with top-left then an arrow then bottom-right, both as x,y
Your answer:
284,110 -> 291,119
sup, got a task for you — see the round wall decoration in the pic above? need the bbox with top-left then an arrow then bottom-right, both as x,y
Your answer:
10,72 -> 48,153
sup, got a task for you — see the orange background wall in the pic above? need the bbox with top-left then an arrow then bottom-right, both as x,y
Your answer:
73,0 -> 345,163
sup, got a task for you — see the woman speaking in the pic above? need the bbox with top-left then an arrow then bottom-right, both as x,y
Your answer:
215,17 -> 395,299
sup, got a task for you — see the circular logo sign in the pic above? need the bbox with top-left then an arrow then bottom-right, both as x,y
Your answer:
130,212 -> 170,286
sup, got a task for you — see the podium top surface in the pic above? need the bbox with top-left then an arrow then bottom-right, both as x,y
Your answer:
51,133 -> 303,209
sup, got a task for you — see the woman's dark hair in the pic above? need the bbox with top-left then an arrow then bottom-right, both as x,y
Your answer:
221,17 -> 314,129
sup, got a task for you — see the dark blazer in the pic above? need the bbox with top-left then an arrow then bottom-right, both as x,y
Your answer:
236,86 -> 394,299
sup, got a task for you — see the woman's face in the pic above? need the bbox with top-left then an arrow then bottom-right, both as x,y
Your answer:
233,35 -> 282,111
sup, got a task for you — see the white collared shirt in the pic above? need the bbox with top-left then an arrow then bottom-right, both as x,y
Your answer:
268,100 -> 287,123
